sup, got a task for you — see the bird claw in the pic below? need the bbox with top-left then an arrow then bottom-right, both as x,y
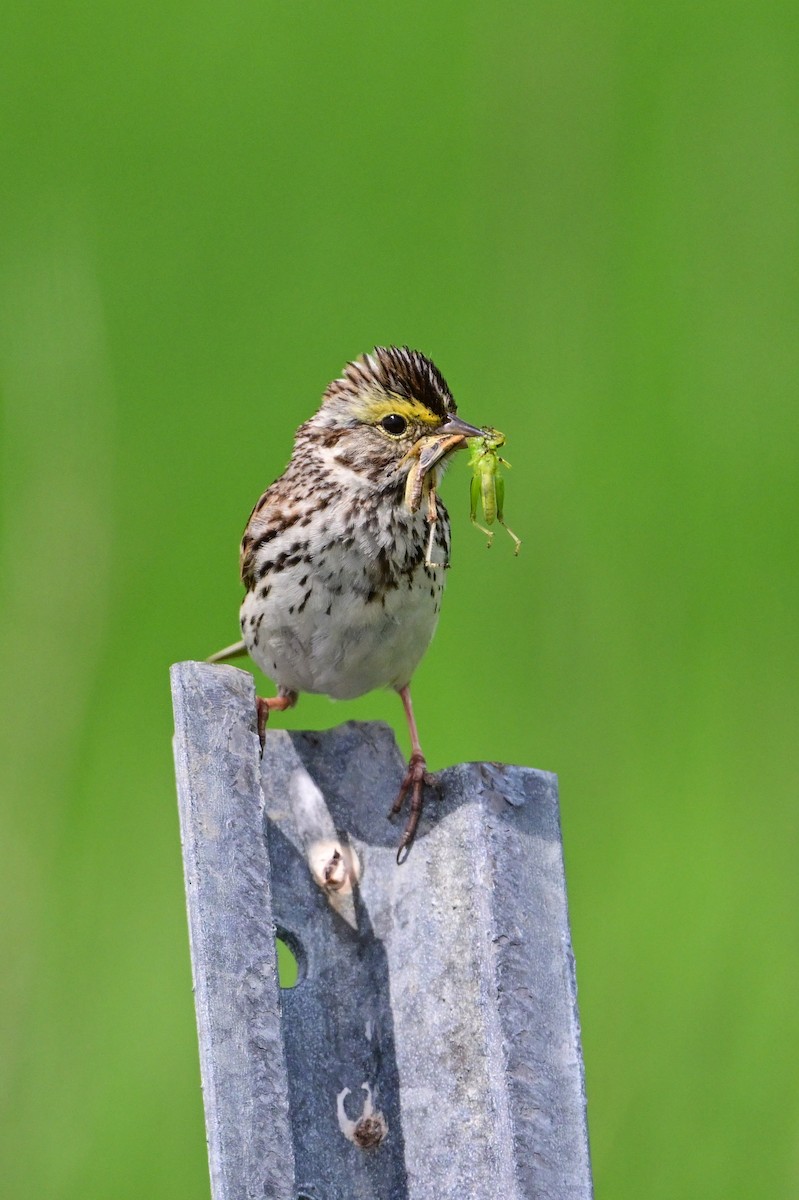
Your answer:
256,697 -> 269,754
389,752 -> 429,863
255,691 -> 298,756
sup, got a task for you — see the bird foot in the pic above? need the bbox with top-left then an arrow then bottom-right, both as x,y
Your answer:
255,692 -> 297,754
389,752 -> 434,863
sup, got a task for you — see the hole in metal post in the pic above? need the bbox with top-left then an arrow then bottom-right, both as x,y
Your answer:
275,928 -> 304,989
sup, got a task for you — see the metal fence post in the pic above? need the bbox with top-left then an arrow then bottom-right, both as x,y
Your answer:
171,660 -> 592,1200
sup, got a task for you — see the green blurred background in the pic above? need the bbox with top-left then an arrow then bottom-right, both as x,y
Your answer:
2,2 -> 797,1196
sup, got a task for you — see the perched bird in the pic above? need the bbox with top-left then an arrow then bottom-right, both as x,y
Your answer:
223,347 -> 482,860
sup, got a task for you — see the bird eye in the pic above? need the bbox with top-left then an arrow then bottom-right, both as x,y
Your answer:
380,413 -> 408,436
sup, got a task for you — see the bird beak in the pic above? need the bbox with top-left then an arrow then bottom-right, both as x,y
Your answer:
438,414 -> 484,441
415,414 -> 484,474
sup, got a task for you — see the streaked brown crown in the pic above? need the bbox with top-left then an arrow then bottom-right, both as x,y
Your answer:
323,346 -> 457,419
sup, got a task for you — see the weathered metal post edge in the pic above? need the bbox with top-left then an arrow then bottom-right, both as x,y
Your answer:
171,659 -> 593,1200
171,660 -> 296,1200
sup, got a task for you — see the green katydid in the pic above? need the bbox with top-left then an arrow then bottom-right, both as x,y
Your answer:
467,427 -> 521,555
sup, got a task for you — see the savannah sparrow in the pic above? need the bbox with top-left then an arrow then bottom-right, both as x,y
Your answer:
225,347 -> 482,860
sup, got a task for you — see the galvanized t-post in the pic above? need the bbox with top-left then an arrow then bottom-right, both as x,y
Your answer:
171,660 -> 592,1200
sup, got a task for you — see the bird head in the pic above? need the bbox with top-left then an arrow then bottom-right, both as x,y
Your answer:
301,347 -> 482,492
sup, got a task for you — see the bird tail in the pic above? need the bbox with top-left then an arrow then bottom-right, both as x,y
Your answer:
206,639 -> 248,664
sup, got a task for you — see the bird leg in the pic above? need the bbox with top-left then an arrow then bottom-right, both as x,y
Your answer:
389,684 -> 434,862
256,691 -> 297,751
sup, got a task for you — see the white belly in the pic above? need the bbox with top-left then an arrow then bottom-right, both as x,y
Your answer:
241,557 -> 444,699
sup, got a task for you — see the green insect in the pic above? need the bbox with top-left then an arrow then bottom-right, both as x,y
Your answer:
467,428 -> 521,555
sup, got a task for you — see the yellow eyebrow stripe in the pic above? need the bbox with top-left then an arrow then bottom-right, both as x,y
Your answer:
354,393 -> 443,428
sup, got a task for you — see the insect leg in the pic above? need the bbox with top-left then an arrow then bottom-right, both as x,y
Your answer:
470,475 -> 494,548
495,475 -> 522,555
424,483 -> 447,567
